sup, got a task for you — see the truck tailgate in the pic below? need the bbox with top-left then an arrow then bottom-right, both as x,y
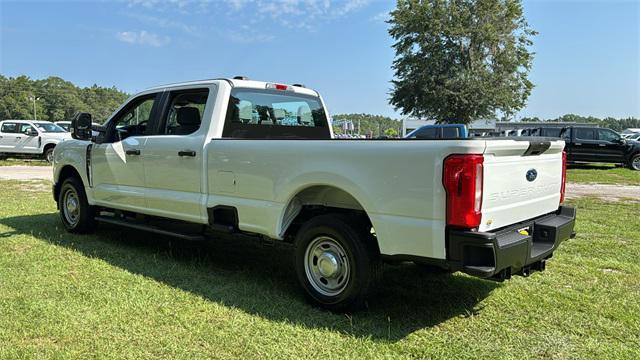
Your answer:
480,139 -> 565,232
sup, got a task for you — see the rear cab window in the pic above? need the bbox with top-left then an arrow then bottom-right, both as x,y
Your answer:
1,122 -> 18,133
222,89 -> 330,139
575,128 -> 596,140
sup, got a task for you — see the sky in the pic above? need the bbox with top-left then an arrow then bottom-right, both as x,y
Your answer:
1,0 -> 639,120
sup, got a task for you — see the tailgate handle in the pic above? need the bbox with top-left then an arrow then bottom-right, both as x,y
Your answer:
522,141 -> 551,156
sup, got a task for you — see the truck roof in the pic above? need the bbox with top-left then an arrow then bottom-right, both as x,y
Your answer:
143,78 -> 320,97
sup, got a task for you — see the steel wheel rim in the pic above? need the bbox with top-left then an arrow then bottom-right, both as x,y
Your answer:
62,188 -> 80,226
633,156 -> 640,170
304,236 -> 350,296
46,151 -> 53,163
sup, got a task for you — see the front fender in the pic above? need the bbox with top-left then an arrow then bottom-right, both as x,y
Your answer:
52,140 -> 93,204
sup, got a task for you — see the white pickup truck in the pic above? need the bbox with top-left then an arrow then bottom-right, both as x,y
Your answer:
52,77 -> 576,310
0,120 -> 71,162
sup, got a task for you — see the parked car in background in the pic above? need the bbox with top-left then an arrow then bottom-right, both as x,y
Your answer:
404,124 -> 468,139
560,126 -> 640,170
625,133 -> 640,141
51,77 -> 575,310
0,120 -> 71,162
55,120 -> 102,136
54,121 -> 72,131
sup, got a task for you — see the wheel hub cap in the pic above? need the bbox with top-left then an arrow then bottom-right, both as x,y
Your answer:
317,252 -> 340,278
304,236 -> 351,296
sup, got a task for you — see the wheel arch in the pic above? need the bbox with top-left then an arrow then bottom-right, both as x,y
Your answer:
54,165 -> 83,203
279,184 -> 379,249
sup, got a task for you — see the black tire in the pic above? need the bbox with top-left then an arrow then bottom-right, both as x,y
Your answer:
294,214 -> 381,312
58,176 -> 96,233
44,147 -> 55,163
630,154 -> 640,171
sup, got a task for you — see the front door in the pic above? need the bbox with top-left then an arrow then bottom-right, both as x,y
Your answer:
16,123 -> 40,154
142,87 -> 212,223
597,128 -> 626,163
91,93 -> 162,211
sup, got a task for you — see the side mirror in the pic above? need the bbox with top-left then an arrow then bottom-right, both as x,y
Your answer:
24,128 -> 36,136
71,112 -> 93,141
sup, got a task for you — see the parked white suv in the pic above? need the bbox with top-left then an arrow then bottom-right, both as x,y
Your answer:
52,78 -> 576,310
0,120 -> 71,162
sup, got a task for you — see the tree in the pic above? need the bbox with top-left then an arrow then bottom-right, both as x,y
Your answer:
388,0 -> 536,124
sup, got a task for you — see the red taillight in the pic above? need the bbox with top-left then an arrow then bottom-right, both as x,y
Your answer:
443,154 -> 484,228
560,151 -> 567,203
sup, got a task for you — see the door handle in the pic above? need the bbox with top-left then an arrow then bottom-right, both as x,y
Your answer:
598,144 -> 606,147
178,150 -> 196,157
574,143 -> 582,146
16,136 -> 21,139
126,149 -> 141,155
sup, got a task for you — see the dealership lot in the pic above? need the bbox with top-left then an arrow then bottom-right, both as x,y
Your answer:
0,165 -> 638,358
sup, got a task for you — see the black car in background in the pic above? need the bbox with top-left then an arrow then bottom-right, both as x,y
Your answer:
560,126 -> 640,170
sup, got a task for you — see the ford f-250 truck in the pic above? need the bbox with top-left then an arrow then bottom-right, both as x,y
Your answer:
52,77 -> 576,310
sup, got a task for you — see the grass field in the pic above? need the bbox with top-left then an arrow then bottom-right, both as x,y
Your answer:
0,180 -> 638,359
0,158 -> 50,166
567,164 -> 639,185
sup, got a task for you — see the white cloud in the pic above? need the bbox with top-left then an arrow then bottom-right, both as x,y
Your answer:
116,31 -> 170,47
224,0 -> 369,28
370,10 -> 390,23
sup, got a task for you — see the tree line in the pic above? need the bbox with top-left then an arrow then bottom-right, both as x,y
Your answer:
332,113 -> 402,137
1,75 -> 636,134
0,75 -> 129,124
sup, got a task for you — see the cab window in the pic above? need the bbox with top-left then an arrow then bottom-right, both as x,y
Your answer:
1,122 -> 18,133
19,124 -> 36,134
160,89 -> 209,135
575,128 -> 596,140
442,127 -> 460,138
597,129 -> 620,142
107,94 -> 158,142
223,89 -> 329,139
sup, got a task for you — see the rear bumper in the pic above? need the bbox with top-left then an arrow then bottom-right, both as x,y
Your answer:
447,205 -> 576,280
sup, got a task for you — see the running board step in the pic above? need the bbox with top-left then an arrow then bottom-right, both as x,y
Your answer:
95,216 -> 205,241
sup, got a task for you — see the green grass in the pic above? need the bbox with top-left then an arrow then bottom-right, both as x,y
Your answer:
0,180 -> 638,359
0,158 -> 50,166
567,163 -> 639,185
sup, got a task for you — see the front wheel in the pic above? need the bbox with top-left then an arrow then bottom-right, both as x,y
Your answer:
630,154 -> 640,171
44,147 -> 54,163
294,214 -> 381,311
58,177 -> 96,233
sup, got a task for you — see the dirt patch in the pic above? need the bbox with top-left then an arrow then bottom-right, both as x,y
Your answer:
566,183 -> 640,202
0,166 -> 52,181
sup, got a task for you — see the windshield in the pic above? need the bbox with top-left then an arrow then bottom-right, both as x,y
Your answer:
35,122 -> 66,133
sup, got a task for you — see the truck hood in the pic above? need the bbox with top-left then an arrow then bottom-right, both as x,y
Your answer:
43,132 -> 73,141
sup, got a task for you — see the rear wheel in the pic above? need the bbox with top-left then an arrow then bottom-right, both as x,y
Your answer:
630,154 -> 640,171
294,214 -> 381,311
58,177 -> 96,233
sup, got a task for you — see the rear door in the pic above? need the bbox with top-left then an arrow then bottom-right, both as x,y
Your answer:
141,86 -> 213,223
0,122 -> 19,151
480,140 -> 565,232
